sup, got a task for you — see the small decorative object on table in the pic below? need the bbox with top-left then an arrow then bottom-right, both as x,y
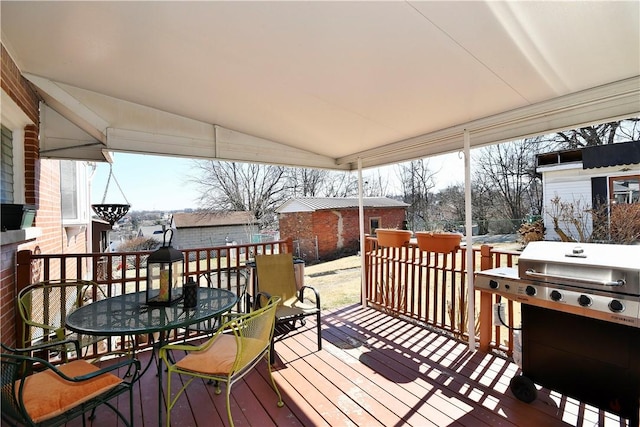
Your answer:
183,277 -> 198,308
415,231 -> 462,253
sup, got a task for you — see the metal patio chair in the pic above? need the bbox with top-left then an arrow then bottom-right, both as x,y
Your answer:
160,296 -> 283,427
254,253 -> 321,364
17,280 -> 109,360
0,339 -> 140,427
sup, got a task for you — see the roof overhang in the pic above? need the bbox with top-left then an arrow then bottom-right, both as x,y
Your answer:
2,1 -> 639,170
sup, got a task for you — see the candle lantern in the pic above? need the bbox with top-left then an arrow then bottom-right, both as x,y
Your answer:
146,229 -> 183,306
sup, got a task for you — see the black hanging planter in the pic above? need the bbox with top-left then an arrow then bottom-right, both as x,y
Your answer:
92,164 -> 130,226
91,204 -> 130,226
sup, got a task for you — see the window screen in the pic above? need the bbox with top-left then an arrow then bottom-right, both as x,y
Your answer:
60,160 -> 78,219
1,125 -> 14,203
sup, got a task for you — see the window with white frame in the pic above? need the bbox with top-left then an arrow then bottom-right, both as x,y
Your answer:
610,175 -> 640,204
60,160 -> 90,225
0,93 -> 30,206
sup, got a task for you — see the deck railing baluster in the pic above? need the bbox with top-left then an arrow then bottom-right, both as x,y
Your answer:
364,237 -> 520,356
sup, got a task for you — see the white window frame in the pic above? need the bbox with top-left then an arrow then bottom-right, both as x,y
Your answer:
60,160 -> 90,226
1,92 -> 30,205
609,174 -> 640,205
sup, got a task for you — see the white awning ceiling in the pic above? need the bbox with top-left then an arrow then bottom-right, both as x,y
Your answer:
2,1 -> 639,170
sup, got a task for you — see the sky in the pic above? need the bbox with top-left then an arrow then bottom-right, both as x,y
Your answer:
91,153 -> 201,212
90,152 -> 466,212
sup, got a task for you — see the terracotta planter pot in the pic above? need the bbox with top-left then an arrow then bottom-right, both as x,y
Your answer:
375,229 -> 412,248
415,231 -> 462,253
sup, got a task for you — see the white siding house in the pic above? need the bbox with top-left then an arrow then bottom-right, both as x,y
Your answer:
170,211 -> 258,250
537,141 -> 640,241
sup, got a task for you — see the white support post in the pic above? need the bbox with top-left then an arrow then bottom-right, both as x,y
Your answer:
357,159 -> 367,307
464,130 -> 476,351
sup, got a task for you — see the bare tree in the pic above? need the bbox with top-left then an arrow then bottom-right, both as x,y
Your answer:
396,159 -> 437,230
319,171 -> 359,197
547,119 -> 640,149
432,183 -> 465,231
362,170 -> 390,197
285,168 -> 328,197
473,139 -> 543,222
470,180 -> 495,235
191,161 -> 286,229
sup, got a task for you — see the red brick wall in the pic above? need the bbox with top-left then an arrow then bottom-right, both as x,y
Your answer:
279,211 -> 315,259
1,43 -> 70,347
1,44 -> 40,124
279,207 -> 406,261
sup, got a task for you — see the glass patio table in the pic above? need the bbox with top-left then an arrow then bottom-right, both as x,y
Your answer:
66,287 -> 237,426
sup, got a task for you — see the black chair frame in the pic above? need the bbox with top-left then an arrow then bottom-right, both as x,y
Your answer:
1,339 -> 140,427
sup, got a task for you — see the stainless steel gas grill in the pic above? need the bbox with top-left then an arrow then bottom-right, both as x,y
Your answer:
476,241 -> 640,425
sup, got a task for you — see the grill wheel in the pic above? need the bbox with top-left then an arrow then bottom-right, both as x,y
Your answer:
510,375 -> 538,403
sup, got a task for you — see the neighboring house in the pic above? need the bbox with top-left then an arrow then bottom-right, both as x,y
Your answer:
170,211 -> 258,249
138,225 -> 166,244
277,197 -> 409,261
91,218 -> 112,252
537,140 -> 640,241
1,50 -> 95,347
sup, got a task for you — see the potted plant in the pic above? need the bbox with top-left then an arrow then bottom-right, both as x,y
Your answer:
415,231 -> 462,253
375,228 -> 412,248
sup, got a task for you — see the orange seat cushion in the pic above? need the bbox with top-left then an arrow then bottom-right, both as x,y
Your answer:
176,334 -> 238,375
17,360 -> 122,423
175,334 -> 266,375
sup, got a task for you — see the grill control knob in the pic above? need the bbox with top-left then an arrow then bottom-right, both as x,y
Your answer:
550,290 -> 562,302
578,295 -> 592,307
609,300 -> 624,313
489,280 -> 499,289
525,286 -> 536,296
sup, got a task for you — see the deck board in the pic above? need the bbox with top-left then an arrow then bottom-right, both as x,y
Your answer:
47,304 -> 632,427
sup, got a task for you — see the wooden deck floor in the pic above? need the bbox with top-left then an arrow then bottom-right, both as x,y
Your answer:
64,304 -> 630,427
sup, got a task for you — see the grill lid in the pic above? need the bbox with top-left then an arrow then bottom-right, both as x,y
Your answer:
518,242 -> 640,294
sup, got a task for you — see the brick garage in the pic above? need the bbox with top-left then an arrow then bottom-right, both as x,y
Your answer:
277,197 -> 408,261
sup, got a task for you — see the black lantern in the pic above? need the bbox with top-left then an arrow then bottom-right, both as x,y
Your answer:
146,229 -> 183,306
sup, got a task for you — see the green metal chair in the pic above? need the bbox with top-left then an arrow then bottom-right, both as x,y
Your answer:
17,280 -> 109,360
0,339 -> 140,427
160,296 -> 283,427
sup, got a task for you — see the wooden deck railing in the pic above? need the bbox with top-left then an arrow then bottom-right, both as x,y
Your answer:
15,239 -> 293,355
364,236 -> 521,356
15,235 -> 519,360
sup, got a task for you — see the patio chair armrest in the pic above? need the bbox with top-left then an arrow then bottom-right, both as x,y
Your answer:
160,327 -> 226,365
9,352 -> 141,384
298,285 -> 321,309
253,291 -> 273,310
2,338 -> 82,356
24,323 -> 69,343
70,357 -> 141,384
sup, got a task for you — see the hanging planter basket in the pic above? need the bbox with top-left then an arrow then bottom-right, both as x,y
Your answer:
375,229 -> 412,248
415,231 -> 462,253
92,164 -> 131,226
91,204 -> 130,226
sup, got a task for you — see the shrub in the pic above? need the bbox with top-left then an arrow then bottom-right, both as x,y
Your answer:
117,237 -> 160,252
